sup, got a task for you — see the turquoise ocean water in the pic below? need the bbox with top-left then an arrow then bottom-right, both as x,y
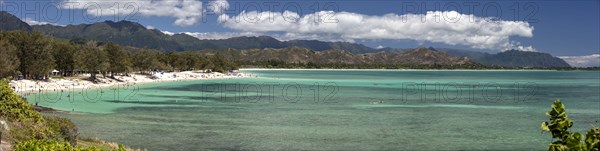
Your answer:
27,70 -> 600,150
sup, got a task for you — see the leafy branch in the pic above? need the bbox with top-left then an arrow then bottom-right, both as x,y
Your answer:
541,99 -> 600,151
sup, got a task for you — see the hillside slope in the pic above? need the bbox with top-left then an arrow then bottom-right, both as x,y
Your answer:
475,50 -> 571,67
0,11 -> 32,31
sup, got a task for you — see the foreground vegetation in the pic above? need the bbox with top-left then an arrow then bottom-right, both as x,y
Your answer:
541,100 -> 600,151
0,80 -> 138,150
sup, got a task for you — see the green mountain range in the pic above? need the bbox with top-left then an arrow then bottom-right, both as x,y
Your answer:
29,19 -> 379,53
0,11 -> 571,68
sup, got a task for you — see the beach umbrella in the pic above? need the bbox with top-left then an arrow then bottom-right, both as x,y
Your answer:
51,70 -> 60,75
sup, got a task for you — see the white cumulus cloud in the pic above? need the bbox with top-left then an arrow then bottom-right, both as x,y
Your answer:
162,31 -> 176,36
559,54 -> 600,67
218,10 -> 535,51
61,0 -> 203,26
23,18 -> 65,26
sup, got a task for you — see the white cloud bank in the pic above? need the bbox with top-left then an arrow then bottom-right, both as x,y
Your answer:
218,10 -> 536,51
153,31 -> 261,39
62,0 -> 203,26
182,32 -> 262,40
61,0 -> 538,52
559,54 -> 600,67
162,31 -> 176,36
180,31 -> 350,42
23,18 -> 65,26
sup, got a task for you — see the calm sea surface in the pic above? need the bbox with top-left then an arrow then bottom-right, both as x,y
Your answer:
27,70 -> 600,150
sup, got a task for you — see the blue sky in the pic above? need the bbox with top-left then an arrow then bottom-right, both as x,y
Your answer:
1,0 -> 599,59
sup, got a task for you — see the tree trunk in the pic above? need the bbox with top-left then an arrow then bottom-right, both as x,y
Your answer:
91,72 -> 97,81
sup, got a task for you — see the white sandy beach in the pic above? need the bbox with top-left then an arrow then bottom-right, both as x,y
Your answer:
9,71 -> 255,94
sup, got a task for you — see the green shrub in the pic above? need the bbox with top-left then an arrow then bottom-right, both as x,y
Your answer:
0,80 -> 43,122
541,99 -> 600,151
1,80 -> 80,143
45,115 -> 79,146
9,120 -> 44,141
14,139 -> 130,151
13,139 -> 100,151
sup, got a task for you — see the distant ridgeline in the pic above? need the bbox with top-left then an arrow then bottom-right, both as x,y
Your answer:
226,47 -> 481,69
0,11 -> 576,69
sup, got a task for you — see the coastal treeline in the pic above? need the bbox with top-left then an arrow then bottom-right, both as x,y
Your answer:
238,60 -> 599,70
0,30 -> 239,80
234,59 -> 599,70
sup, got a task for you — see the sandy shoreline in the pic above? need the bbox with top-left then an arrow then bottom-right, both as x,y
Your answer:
9,71 -> 255,95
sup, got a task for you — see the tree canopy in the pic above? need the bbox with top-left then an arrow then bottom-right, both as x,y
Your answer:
0,30 -> 239,80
